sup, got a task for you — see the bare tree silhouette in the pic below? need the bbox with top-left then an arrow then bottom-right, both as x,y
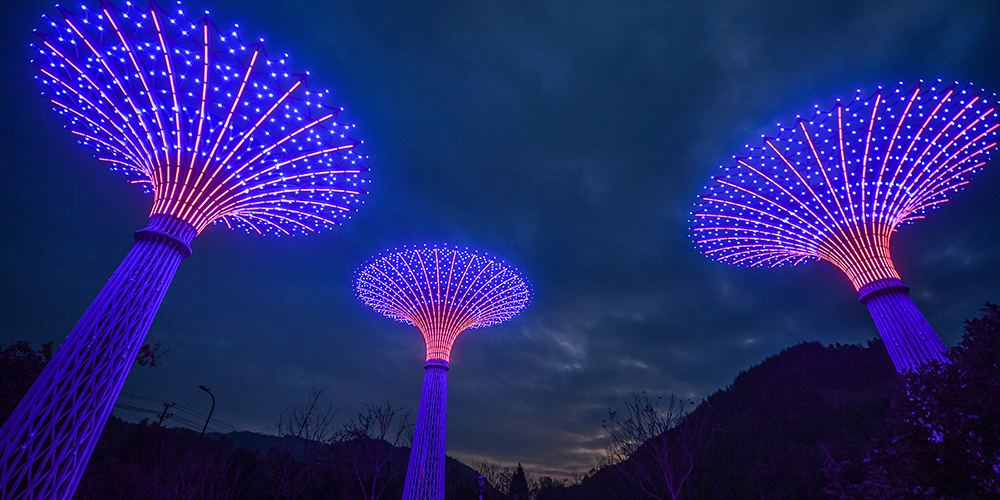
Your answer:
269,388 -> 338,500
603,393 -> 712,500
333,401 -> 412,500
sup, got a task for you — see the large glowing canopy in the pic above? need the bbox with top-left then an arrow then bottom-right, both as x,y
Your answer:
33,0 -> 368,235
355,245 -> 531,362
691,80 -> 998,290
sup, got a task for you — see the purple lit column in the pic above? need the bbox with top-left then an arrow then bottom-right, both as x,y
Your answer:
16,1 -> 369,497
355,246 -> 531,500
0,215 -> 195,500
859,279 -> 948,373
403,359 -> 449,500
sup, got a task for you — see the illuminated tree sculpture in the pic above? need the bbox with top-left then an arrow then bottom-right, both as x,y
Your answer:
355,245 -> 531,500
0,1 -> 367,498
691,80 -> 998,373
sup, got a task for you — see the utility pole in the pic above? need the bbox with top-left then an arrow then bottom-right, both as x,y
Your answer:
156,403 -> 175,426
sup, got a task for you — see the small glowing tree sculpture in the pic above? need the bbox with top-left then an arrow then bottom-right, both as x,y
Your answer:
354,245 -> 531,500
1,1 -> 367,498
691,80 -> 998,373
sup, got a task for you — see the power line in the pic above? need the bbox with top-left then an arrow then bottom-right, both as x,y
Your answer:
113,403 -> 161,416
119,391 -> 242,430
115,392 -> 243,433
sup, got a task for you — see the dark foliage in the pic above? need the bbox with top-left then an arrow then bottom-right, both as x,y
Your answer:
534,475 -> 576,500
68,415 -> 484,500
76,417 -> 269,500
824,302 -> 1000,499
690,340 -> 896,500
473,459 -> 520,500
0,340 -> 52,422
445,460 -> 486,500
135,341 -> 169,367
510,463 -> 530,500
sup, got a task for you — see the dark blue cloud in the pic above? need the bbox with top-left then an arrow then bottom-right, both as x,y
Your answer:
1,0 -> 998,478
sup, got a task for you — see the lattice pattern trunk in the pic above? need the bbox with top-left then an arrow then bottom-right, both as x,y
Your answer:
403,360 -> 449,500
0,215 -> 195,500
860,278 -> 948,373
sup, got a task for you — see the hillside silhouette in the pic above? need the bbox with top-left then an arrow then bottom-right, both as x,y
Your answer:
557,303 -> 999,500
4,303 -> 998,499
556,339 -> 897,500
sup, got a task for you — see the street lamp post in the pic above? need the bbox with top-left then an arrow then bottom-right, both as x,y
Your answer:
478,475 -> 486,500
198,385 -> 215,438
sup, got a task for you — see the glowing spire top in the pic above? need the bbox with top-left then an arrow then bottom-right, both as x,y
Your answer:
33,0 -> 368,235
691,80 -> 999,290
355,245 -> 532,362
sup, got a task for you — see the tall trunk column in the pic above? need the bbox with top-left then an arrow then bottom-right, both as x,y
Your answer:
402,359 -> 449,500
859,278 -> 948,373
0,214 -> 195,500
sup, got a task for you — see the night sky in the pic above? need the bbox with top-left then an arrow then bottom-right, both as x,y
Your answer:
1,0 -> 999,479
